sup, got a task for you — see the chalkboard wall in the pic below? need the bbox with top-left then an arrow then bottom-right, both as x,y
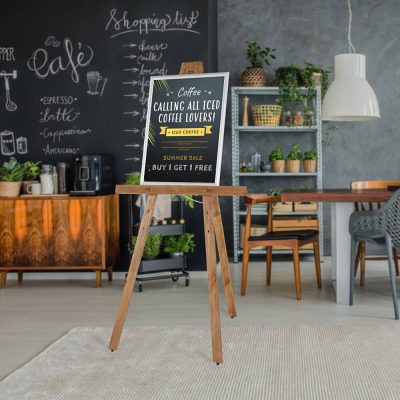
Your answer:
0,0 -> 217,270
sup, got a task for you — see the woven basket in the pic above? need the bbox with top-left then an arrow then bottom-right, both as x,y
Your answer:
252,105 -> 282,126
0,181 -> 21,197
241,68 -> 267,87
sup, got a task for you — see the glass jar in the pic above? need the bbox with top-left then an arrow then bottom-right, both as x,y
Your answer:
40,165 -> 54,194
292,111 -> 304,126
304,111 -> 314,126
282,111 -> 292,127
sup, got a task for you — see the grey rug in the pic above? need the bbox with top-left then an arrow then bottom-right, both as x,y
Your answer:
1,324 -> 400,400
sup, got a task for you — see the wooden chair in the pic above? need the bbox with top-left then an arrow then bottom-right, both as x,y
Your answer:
241,194 -> 321,300
351,181 -> 400,287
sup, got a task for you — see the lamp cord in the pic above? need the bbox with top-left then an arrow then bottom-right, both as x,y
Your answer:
347,0 -> 356,53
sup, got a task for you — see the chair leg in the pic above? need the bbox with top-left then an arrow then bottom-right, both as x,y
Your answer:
108,266 -> 113,282
292,244 -> 301,300
354,241 -> 362,277
18,271 -> 23,285
266,246 -> 272,286
386,237 -> 399,320
241,244 -> 250,296
393,248 -> 400,277
360,241 -> 366,287
350,238 -> 356,306
313,240 -> 322,289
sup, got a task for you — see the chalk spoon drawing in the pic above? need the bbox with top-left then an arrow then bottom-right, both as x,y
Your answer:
86,71 -> 108,97
0,70 -> 18,112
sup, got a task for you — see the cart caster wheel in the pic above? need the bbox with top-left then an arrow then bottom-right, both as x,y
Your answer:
138,283 -> 143,292
185,278 -> 190,287
172,276 -> 179,282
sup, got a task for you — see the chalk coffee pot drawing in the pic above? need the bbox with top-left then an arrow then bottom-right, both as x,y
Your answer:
86,71 -> 107,97
0,70 -> 18,112
1,130 -> 28,156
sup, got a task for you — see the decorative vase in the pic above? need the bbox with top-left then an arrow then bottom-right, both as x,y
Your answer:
286,160 -> 301,173
0,181 -> 22,197
241,67 -> 267,87
303,160 -> 317,173
271,160 -> 285,173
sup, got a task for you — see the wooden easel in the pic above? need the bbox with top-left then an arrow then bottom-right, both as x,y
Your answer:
109,185 -> 247,364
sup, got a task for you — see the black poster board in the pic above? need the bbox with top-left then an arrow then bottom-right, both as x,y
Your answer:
141,73 -> 228,185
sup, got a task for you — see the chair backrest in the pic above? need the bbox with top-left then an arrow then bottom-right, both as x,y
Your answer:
351,180 -> 400,211
244,194 -> 280,233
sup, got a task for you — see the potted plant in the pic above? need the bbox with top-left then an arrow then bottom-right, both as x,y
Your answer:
303,148 -> 317,173
286,144 -> 303,173
268,146 -> 285,173
241,40 -> 276,87
22,161 -> 41,194
163,233 -> 195,258
0,157 -> 24,197
300,60 -> 332,97
128,233 -> 162,260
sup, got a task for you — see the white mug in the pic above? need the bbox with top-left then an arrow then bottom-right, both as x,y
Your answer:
27,183 -> 41,195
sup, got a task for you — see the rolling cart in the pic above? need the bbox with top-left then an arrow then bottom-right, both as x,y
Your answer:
127,195 -> 190,292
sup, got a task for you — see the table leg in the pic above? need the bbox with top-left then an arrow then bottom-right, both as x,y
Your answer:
331,202 -> 353,305
203,196 -> 223,364
211,196 -> 237,318
109,194 -> 158,351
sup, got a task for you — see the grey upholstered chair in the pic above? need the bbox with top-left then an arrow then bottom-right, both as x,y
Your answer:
349,188 -> 400,319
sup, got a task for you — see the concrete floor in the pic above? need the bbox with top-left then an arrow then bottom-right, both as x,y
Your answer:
0,257 -> 398,380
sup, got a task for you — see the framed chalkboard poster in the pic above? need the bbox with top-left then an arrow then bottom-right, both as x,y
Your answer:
141,73 -> 229,185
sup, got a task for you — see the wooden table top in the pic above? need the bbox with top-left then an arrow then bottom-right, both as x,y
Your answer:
281,189 -> 396,203
115,185 -> 248,196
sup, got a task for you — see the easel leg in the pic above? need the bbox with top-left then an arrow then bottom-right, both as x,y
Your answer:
211,196 -> 237,318
109,194 -> 158,351
203,196 -> 223,364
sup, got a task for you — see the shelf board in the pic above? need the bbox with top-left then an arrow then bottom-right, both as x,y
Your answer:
237,172 -> 318,177
238,210 -> 318,216
232,86 -> 318,95
236,126 -> 317,132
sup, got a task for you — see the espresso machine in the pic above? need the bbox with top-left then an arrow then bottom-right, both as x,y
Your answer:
70,155 -> 114,196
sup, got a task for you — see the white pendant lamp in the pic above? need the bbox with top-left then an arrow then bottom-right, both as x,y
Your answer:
321,0 -> 380,121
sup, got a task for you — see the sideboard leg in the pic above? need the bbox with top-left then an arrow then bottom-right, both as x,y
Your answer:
18,271 -> 23,285
0,272 -> 7,289
96,271 -> 102,288
108,266 -> 113,282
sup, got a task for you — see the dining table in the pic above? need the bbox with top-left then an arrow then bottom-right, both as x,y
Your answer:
281,189 -> 394,305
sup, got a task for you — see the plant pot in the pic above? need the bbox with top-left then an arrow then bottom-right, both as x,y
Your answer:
312,72 -> 322,87
286,160 -> 301,173
303,160 -> 317,173
21,180 -> 39,194
271,160 -> 285,173
0,181 -> 22,197
142,255 -> 158,260
241,67 -> 267,87
169,252 -> 184,259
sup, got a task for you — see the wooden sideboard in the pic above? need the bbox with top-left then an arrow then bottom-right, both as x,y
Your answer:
0,195 -> 119,288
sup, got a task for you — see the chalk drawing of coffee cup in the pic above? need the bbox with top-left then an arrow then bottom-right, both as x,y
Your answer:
87,71 -> 108,96
1,130 -> 16,156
